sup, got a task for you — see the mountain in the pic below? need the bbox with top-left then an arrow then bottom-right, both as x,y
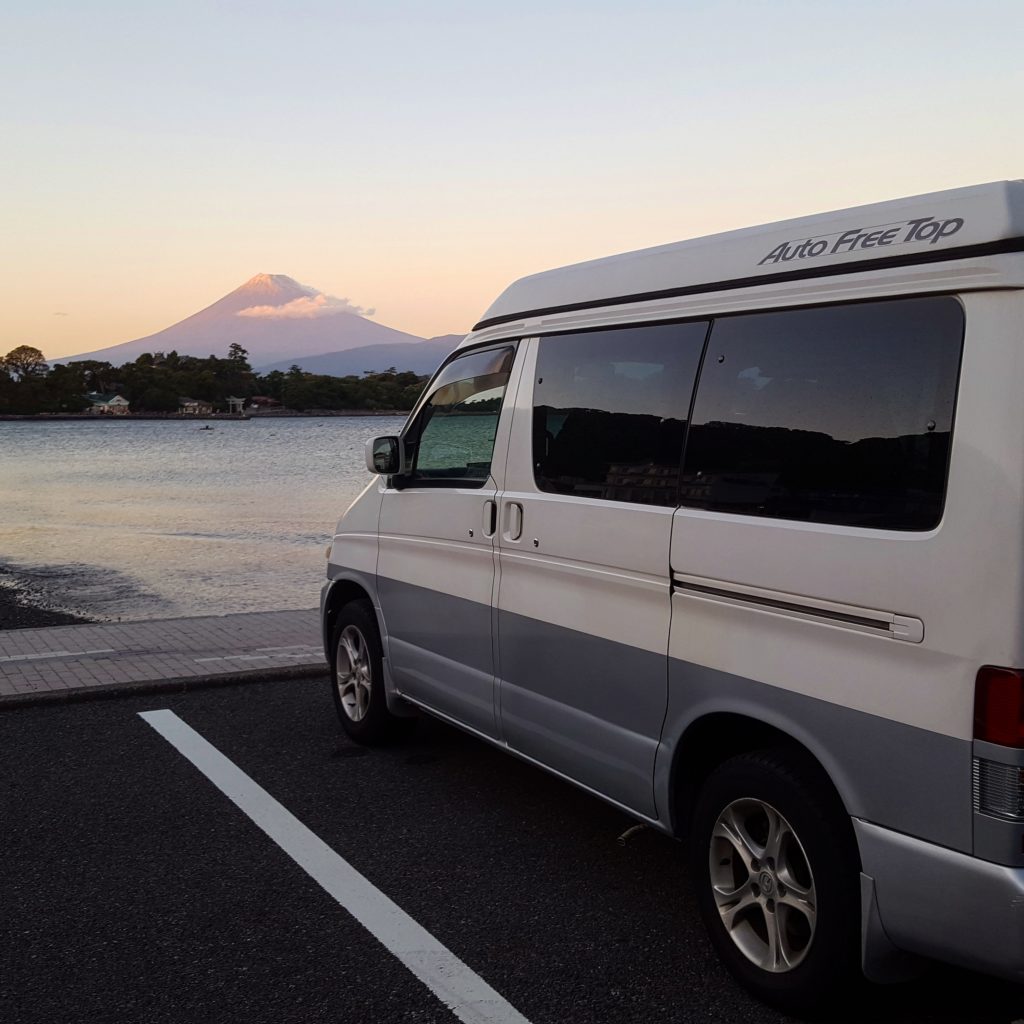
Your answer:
259,335 -> 461,377
61,274 -> 436,368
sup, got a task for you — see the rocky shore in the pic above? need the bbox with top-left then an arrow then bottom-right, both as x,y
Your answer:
0,572 -> 94,630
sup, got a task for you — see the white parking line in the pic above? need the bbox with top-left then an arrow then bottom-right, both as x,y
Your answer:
138,710 -> 531,1024
0,647 -> 116,664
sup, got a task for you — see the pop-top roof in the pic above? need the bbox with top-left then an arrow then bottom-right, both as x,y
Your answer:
475,180 -> 1024,331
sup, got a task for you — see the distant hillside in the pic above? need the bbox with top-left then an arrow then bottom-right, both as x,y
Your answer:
258,335 -> 461,376
60,274 -> 437,368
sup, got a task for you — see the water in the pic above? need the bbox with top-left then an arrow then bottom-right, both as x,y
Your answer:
0,417 -> 406,620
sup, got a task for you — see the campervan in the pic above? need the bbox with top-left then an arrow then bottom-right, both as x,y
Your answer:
321,181 -> 1024,1011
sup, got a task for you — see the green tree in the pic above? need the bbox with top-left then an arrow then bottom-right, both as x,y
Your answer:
77,360 -> 116,394
137,387 -> 179,412
256,370 -> 286,401
0,363 -> 16,413
3,345 -> 48,380
46,363 -> 92,412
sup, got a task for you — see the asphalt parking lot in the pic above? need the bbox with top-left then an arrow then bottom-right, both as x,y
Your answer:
3,676 -> 1023,1024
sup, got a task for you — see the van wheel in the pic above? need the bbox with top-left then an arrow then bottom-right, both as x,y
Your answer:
330,600 -> 412,744
690,748 -> 860,1015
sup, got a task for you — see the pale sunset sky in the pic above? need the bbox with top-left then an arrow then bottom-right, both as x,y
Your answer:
3,0 -> 1023,359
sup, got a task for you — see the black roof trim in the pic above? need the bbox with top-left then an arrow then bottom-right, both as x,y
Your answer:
472,236 -> 1024,332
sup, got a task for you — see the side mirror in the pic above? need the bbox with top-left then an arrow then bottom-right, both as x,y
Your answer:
365,435 -> 403,475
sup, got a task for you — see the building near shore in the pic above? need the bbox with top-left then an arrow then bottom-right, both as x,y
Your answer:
84,393 -> 130,415
178,397 -> 214,415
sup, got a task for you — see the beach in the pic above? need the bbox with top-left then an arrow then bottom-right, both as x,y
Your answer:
0,567 -> 93,629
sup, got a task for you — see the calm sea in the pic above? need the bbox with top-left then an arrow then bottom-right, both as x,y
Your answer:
0,417 -> 406,620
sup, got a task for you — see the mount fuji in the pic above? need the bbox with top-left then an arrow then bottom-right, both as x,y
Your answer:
62,274 -> 462,373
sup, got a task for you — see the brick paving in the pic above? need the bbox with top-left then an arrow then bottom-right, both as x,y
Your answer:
0,609 -> 326,705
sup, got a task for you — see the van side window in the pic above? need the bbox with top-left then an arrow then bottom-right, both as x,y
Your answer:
532,322 -> 708,506
681,296 -> 964,530
405,346 -> 515,487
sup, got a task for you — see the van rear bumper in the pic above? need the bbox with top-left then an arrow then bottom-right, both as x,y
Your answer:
856,818 -> 1024,983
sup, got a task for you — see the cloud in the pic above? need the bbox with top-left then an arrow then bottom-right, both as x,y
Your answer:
237,293 -> 371,319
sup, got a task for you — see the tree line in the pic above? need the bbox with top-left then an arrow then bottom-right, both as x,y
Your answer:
0,344 -> 429,415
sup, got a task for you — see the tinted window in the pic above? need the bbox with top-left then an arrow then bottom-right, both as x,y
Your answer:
681,297 -> 963,530
406,346 -> 515,486
533,322 -> 708,506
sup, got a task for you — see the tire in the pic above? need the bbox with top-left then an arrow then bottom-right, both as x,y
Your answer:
329,599 -> 413,744
689,747 -> 860,1016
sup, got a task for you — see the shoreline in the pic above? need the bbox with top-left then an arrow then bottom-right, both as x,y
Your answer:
0,577 -> 96,630
0,410 -> 410,422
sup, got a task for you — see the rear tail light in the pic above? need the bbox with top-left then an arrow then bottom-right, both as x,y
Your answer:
974,666 -> 1024,747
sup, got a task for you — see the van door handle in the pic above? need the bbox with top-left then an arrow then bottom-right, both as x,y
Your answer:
504,502 -> 523,541
482,500 -> 497,538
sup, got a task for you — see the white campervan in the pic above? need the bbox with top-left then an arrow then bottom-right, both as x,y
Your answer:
321,181 -> 1024,1012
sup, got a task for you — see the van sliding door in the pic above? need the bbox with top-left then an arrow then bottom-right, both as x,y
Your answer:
666,296 -> 969,849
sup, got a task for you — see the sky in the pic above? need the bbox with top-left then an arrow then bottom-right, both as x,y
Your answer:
3,0 -> 1023,360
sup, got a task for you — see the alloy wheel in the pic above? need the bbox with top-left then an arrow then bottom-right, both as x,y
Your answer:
335,624 -> 372,722
708,797 -> 817,973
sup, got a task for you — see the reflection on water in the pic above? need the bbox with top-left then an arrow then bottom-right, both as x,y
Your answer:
0,416 -> 405,620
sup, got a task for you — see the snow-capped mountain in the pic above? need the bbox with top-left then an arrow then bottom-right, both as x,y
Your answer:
62,274 -> 452,370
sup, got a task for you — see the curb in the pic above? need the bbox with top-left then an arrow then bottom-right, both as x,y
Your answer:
0,663 -> 330,711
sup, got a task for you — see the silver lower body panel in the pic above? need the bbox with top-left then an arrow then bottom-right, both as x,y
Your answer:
857,818 -> 1024,983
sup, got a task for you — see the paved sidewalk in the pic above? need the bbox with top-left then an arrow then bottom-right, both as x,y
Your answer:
0,608 -> 327,706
